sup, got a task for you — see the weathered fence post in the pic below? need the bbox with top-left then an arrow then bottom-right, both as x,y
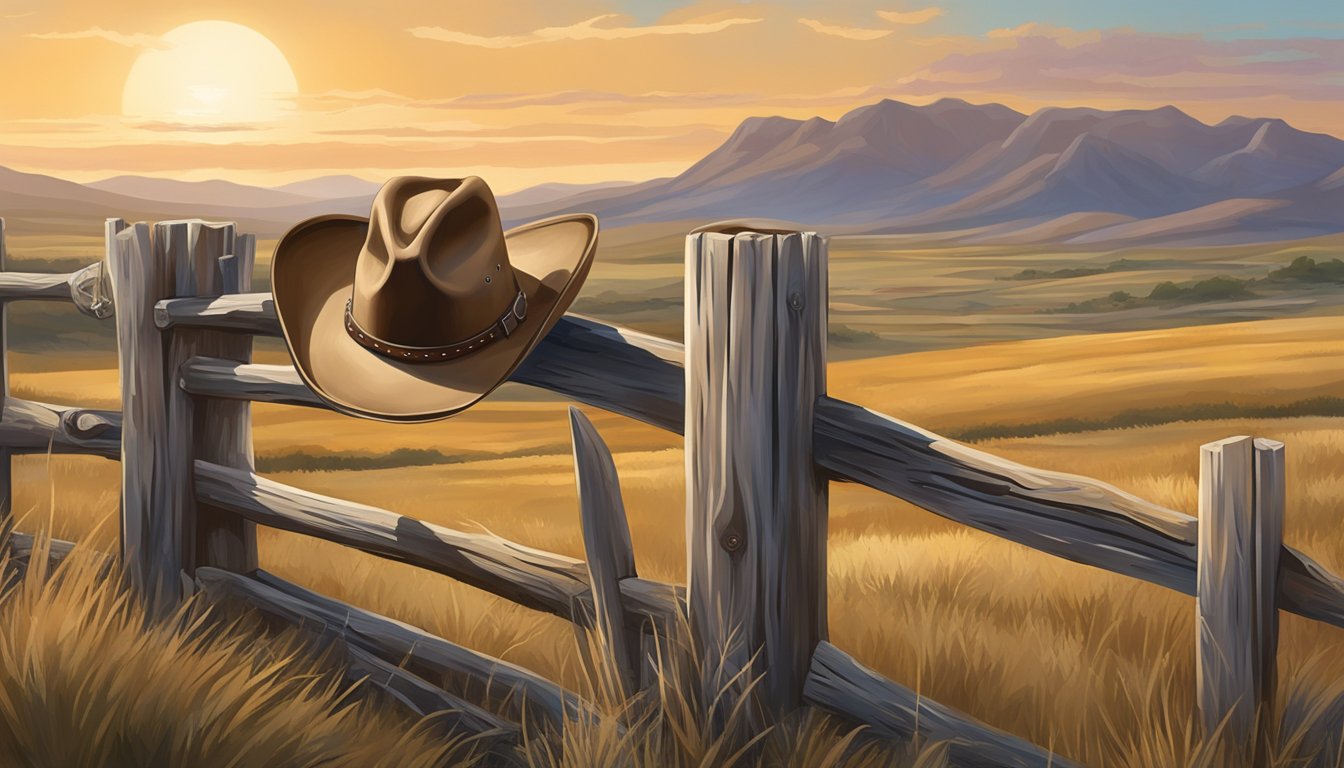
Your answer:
685,225 -> 828,723
569,406 -> 642,700
1197,435 -> 1284,763
108,219 -> 171,596
160,221 -> 258,578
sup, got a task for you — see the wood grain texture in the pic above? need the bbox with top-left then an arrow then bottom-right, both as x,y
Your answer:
1196,437 -> 1284,762
1252,438 -> 1285,761
192,459 -> 683,628
685,231 -> 828,720
152,293 -> 1344,632
108,220 -> 174,596
154,292 -> 277,333
157,292 -> 686,431
0,270 -> 76,301
804,642 -> 1078,768
195,566 -> 585,732
0,397 -> 121,458
159,220 -> 241,590
569,406 -> 641,697
178,358 -> 322,407
194,233 -> 258,573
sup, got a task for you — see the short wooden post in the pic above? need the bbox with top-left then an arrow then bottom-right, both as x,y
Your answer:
160,221 -> 258,579
1197,436 -> 1284,763
108,219 -> 172,596
568,406 -> 641,700
685,227 -> 828,723
0,217 -> 10,525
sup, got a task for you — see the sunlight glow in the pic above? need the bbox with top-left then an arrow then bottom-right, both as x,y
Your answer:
122,21 -> 298,126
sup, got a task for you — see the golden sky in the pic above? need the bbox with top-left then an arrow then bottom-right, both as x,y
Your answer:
1,0 -> 1340,191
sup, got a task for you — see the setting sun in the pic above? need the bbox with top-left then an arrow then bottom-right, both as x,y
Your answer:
121,21 -> 297,126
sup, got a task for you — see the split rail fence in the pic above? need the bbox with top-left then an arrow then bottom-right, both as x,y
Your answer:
1,215 -> 1342,767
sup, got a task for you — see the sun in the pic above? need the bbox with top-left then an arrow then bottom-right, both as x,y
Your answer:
122,21 -> 298,126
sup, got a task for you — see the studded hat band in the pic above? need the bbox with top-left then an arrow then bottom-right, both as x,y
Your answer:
345,289 -> 528,363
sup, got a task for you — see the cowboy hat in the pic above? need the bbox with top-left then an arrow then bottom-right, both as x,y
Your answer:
271,175 -> 598,422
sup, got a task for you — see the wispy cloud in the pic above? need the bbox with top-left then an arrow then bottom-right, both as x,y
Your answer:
26,26 -> 162,48
887,28 -> 1344,104
409,14 -> 761,49
800,6 -> 944,41
798,19 -> 892,41
875,7 -> 945,25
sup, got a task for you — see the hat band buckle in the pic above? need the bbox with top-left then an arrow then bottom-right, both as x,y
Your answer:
344,289 -> 528,363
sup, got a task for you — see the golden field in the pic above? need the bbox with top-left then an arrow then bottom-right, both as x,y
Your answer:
7,313 -> 1344,765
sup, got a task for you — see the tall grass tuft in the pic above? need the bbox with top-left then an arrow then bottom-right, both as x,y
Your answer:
0,532 -> 483,768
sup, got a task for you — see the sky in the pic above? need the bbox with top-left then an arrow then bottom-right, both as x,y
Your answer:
0,0 -> 1341,191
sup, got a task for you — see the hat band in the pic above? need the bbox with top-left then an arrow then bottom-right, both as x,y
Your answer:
344,290 -> 528,363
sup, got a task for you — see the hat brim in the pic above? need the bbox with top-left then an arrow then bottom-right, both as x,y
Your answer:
271,213 -> 597,422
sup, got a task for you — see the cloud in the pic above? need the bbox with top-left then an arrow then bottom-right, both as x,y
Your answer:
799,6 -> 944,41
875,7 -> 945,25
797,19 -> 892,41
986,22 -> 1100,45
26,26 -> 162,48
408,14 -> 761,49
885,28 -> 1344,105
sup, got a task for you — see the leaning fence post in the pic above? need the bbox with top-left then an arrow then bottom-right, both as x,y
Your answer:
685,226 -> 828,723
569,406 -> 641,700
108,219 -> 172,596
1197,435 -> 1284,763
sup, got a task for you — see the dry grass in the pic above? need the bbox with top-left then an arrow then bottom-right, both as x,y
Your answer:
0,535 -> 481,768
8,315 -> 1344,765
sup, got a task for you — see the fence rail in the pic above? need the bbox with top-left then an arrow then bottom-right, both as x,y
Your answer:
1,215 -> 1340,766
155,290 -> 1344,633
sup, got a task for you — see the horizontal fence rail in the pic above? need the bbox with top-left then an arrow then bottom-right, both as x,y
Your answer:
154,292 -> 1344,632
0,397 -> 121,458
6,216 -> 1343,765
804,642 -> 1078,768
195,566 -> 586,732
193,459 -> 684,631
0,271 -> 81,301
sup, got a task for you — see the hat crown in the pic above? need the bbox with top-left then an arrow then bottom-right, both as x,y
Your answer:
352,176 -> 517,348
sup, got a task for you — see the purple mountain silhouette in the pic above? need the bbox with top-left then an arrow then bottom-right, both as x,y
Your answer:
507,99 -> 1344,244
2,98 -> 1342,243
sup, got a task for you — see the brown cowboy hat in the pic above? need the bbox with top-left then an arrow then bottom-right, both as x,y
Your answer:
271,175 -> 598,422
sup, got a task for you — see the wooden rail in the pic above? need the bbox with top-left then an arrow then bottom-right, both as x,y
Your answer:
193,459 -> 684,630
804,642 -> 1077,768
0,270 -> 79,301
156,293 -> 1344,633
195,567 -> 585,732
6,217 -> 1344,765
0,397 -> 121,458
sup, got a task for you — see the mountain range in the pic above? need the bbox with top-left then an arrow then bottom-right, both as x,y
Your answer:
3,98 -> 1342,245
508,99 -> 1344,245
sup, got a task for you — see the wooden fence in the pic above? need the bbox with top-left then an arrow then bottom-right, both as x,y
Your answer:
1,215 -> 1342,767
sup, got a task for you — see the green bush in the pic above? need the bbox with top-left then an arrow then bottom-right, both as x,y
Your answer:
1269,255 -> 1344,283
1147,281 -> 1185,301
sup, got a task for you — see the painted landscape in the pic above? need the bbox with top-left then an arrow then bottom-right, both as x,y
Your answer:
3,4 -> 1344,767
